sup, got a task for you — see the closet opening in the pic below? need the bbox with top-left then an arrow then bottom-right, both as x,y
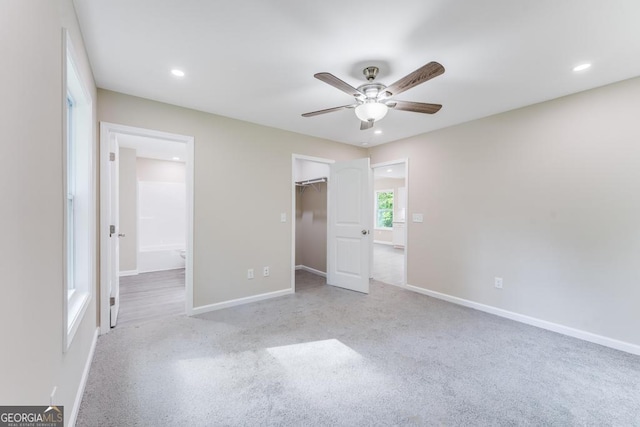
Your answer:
292,155 -> 333,291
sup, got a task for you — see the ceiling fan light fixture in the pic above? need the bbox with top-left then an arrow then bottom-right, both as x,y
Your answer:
355,102 -> 388,122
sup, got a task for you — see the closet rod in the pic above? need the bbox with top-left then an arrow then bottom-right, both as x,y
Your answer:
295,177 -> 327,186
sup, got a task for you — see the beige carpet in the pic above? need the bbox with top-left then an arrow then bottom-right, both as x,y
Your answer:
77,270 -> 640,425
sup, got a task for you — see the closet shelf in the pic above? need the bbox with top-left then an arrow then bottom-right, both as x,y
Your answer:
295,177 -> 327,194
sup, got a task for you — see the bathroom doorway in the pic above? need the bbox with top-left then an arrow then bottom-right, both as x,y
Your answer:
371,160 -> 408,287
100,123 -> 193,332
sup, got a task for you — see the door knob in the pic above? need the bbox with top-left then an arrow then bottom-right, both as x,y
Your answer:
361,229 -> 369,235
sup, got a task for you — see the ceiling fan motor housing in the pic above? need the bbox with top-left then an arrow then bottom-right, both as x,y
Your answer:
363,66 -> 379,81
356,82 -> 387,100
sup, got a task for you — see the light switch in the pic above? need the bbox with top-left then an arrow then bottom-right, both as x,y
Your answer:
280,213 -> 287,222
412,213 -> 424,223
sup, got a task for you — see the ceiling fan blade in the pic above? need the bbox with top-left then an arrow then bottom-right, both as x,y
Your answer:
384,62 -> 445,97
389,100 -> 442,114
301,104 -> 356,117
360,120 -> 374,131
315,73 -> 363,98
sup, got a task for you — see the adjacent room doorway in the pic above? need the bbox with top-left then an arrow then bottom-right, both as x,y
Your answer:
99,122 -> 194,334
371,159 -> 408,287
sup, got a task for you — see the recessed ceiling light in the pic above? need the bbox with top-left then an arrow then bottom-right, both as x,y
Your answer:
374,130 -> 382,135
172,156 -> 180,161
573,63 -> 591,72
386,168 -> 393,173
171,69 -> 185,77
361,142 -> 369,146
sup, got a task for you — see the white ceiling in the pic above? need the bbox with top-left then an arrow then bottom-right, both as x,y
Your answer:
74,0 -> 640,147
117,133 -> 186,162
374,164 -> 406,180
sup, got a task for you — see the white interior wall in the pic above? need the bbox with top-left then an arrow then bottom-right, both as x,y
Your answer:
97,89 -> 366,309
136,157 -> 186,273
370,76 -> 640,351
0,2 -> 99,423
294,159 -> 330,182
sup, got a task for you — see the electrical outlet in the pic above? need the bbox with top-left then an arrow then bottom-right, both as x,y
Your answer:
280,213 -> 287,222
263,266 -> 270,277
247,269 -> 254,279
494,277 -> 503,289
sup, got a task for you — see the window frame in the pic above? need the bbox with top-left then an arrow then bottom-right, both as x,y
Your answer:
374,189 -> 394,230
63,29 -> 94,351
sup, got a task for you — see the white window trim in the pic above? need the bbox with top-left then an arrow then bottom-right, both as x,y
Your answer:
63,28 -> 94,351
374,189 -> 394,231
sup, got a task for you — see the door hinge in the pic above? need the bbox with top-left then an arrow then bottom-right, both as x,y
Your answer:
110,297 -> 115,307
109,225 -> 115,236
109,152 -> 115,161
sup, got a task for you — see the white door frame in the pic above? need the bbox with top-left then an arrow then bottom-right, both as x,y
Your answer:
291,154 -> 335,291
99,122 -> 195,334
371,158 -> 409,287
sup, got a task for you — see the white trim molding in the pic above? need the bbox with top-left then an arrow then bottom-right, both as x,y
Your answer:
373,240 -> 394,246
406,283 -> 640,356
68,327 -> 99,427
295,265 -> 327,277
119,270 -> 138,277
100,122 -> 195,332
191,289 -> 293,316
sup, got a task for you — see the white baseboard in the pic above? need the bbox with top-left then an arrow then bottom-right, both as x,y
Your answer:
373,240 -> 393,246
191,288 -> 293,316
69,327 -> 99,427
295,265 -> 327,277
138,266 -> 185,274
406,284 -> 640,356
119,270 -> 138,277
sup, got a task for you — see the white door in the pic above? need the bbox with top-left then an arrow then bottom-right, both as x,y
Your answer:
327,158 -> 371,293
107,134 -> 120,327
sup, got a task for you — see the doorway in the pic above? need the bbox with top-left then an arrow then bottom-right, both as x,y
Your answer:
291,155 -> 372,294
99,122 -> 194,334
371,160 -> 408,287
292,155 -> 332,291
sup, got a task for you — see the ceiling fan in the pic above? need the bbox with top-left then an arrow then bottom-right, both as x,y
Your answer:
302,61 -> 445,130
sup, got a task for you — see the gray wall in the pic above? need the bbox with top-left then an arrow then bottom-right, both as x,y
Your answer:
370,76 -> 640,347
0,0 -> 98,421
97,89 -> 366,307
119,147 -> 137,272
295,182 -> 327,272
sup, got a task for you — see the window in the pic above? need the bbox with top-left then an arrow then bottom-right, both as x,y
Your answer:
66,96 -> 75,297
64,31 -> 93,349
375,190 -> 394,229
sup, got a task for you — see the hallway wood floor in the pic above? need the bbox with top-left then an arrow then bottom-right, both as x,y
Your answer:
116,268 -> 185,328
